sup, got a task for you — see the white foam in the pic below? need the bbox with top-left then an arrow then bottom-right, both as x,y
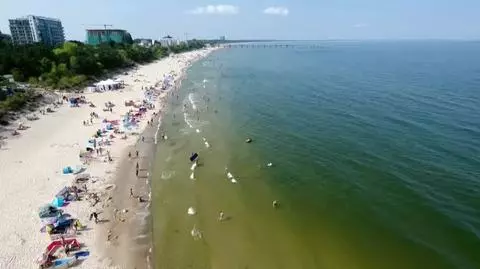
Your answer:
196,129 -> 201,133
267,162 -> 273,167
231,178 -> 237,183
188,93 -> 197,110
161,171 -> 175,180
183,112 -> 194,128
227,172 -> 233,179
187,207 -> 196,215
190,172 -> 196,180
190,162 -> 197,171
204,142 -> 210,148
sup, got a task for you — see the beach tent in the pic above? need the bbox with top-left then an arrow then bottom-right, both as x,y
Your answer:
102,122 -> 113,131
95,79 -> 121,91
74,173 -> 90,183
52,197 -> 64,207
72,165 -> 86,175
39,204 -> 62,218
56,187 -> 70,199
114,79 -> 124,85
68,98 -> 80,107
63,166 -> 73,174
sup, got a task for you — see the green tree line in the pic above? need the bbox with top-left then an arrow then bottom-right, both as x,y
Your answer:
0,39 -> 205,89
0,39 -> 205,120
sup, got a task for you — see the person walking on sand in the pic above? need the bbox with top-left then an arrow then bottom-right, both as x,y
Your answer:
130,188 -> 134,197
142,136 -> 145,142
136,150 -> 139,158
128,152 -> 132,158
135,168 -> 139,177
89,212 -> 99,224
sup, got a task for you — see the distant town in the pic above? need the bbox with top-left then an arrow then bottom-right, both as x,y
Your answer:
1,14 -> 229,47
0,13 -> 224,124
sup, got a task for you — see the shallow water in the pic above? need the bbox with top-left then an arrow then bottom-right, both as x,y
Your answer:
152,41 -> 480,269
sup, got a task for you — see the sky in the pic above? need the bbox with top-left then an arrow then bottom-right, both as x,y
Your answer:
0,0 -> 479,41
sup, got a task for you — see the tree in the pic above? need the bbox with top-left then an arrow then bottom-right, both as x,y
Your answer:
11,68 -> 25,82
40,57 -> 52,74
28,77 -> 39,85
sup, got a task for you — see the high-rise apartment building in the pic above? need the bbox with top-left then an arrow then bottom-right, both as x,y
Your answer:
9,15 -> 65,46
86,29 -> 132,45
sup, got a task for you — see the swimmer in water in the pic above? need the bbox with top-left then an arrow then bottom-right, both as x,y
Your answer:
218,211 -> 225,221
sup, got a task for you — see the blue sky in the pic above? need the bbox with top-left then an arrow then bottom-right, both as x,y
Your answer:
0,0 -> 479,41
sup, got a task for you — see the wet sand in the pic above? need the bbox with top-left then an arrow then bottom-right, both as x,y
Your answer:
99,114 -> 158,269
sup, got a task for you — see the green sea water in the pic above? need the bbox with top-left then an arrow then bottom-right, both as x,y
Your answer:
151,41 -> 480,269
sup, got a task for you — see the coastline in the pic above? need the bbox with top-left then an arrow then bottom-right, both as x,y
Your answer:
0,48 -> 217,269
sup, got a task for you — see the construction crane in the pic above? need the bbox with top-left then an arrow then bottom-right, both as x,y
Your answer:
83,24 -> 113,30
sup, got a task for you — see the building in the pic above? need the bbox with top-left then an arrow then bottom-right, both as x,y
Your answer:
219,36 -> 226,41
134,38 -> 154,47
9,15 -> 65,46
86,29 -> 132,45
158,36 -> 181,47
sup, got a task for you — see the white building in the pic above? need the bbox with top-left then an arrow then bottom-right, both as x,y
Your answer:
9,15 -> 65,46
158,38 -> 182,47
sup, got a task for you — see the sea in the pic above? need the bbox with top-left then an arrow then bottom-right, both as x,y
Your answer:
151,41 -> 480,269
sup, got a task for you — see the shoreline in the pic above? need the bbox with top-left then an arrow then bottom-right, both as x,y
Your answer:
88,49 -> 218,269
0,48 -> 217,269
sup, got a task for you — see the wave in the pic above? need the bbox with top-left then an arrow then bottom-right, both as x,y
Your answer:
161,170 -> 176,180
188,93 -> 197,110
183,112 -> 194,128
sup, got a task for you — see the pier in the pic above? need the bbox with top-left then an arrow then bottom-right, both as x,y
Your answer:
219,43 -> 323,49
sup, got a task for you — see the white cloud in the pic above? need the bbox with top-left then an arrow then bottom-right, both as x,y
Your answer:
353,23 -> 369,28
263,6 -> 290,16
187,5 -> 239,15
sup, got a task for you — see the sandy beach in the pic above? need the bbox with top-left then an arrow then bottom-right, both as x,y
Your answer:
0,48 -> 216,269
